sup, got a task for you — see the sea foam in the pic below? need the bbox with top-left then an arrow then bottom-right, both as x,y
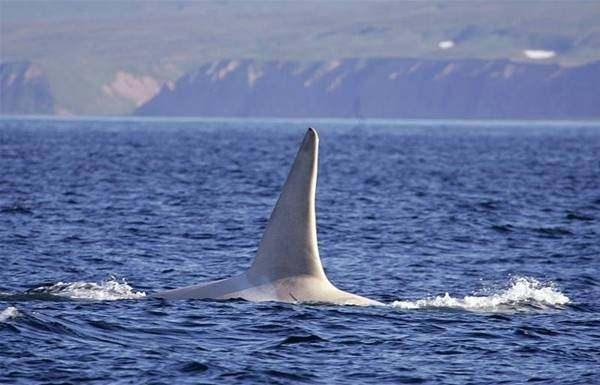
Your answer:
391,277 -> 570,311
0,306 -> 20,322
30,277 -> 147,301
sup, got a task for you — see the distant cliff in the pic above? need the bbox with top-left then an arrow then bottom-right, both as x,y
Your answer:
137,58 -> 600,119
0,62 -> 54,115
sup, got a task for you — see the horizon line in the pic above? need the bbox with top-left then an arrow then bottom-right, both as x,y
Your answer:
1,114 -> 600,127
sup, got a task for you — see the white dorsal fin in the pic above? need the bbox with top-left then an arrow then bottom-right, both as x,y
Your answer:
248,128 -> 327,281
155,127 -> 382,305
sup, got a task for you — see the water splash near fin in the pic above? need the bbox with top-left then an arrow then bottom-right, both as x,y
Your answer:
391,277 -> 570,312
27,276 -> 146,301
0,306 -> 20,322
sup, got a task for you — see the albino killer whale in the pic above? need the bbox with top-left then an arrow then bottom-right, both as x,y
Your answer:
155,128 -> 382,306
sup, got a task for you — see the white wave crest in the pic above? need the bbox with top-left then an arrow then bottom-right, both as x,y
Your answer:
33,277 -> 146,301
0,306 -> 20,322
391,277 -> 570,311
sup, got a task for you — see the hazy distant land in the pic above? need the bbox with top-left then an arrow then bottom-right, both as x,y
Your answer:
136,58 -> 600,120
1,1 -> 600,118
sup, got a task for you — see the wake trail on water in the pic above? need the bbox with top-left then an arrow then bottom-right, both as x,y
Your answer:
26,277 -> 147,301
3,276 -> 569,312
391,277 -> 570,311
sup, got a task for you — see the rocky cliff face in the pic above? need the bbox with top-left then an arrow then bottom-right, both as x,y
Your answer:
0,62 -> 54,115
137,58 -> 600,119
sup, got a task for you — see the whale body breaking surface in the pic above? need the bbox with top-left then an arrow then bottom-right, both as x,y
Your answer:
154,128 -> 383,306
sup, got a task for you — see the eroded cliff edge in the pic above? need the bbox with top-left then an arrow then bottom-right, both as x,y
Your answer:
136,58 -> 600,119
0,62 -> 54,115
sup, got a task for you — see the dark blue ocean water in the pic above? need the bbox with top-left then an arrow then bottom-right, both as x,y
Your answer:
1,117 -> 599,384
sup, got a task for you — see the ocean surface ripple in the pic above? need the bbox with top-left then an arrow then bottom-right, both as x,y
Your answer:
1,118 -> 599,384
